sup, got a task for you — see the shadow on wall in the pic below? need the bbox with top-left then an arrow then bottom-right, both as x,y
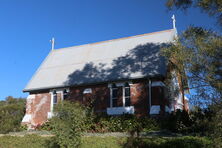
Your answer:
64,43 -> 170,86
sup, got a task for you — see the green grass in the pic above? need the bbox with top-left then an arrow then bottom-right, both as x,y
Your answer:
81,136 -> 125,148
0,135 -> 51,148
0,135 -> 212,148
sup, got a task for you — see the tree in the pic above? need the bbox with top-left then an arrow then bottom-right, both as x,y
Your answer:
162,26 -> 222,106
166,0 -> 222,26
165,1 -> 222,145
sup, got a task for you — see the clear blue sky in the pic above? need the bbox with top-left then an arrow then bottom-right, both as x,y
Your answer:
0,0 -> 218,100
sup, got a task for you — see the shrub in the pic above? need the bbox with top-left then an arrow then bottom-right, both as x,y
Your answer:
157,107 -> 218,136
37,121 -> 52,131
85,114 -> 159,133
189,107 -> 213,136
50,101 -> 86,148
20,124 -> 28,131
159,109 -> 194,134
0,96 -> 26,134
139,117 -> 160,132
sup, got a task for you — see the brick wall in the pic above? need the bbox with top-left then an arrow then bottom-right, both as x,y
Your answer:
130,82 -> 149,116
68,84 -> 110,113
22,93 -> 51,128
68,81 -> 152,116
23,80 -> 172,127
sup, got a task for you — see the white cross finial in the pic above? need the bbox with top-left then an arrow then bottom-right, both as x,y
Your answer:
171,15 -> 176,29
50,37 -> 55,50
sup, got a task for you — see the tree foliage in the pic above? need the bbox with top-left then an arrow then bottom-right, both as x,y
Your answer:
0,96 -> 26,133
166,0 -> 222,26
162,26 -> 222,105
50,101 -> 86,148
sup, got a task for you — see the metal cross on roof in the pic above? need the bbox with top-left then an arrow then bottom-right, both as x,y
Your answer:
171,15 -> 176,29
50,37 -> 55,50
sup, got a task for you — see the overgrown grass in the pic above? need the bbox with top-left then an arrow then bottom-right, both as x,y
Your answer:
0,135 -> 212,148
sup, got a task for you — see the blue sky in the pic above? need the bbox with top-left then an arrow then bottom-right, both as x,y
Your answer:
0,0 -> 218,100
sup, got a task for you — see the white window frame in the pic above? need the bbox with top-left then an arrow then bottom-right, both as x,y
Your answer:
107,82 -> 134,115
108,82 -> 132,108
110,86 -> 118,107
124,84 -> 131,107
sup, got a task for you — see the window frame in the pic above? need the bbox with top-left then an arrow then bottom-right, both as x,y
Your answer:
50,88 -> 69,114
109,82 -> 132,108
110,84 -> 118,107
63,89 -> 69,100
53,90 -> 57,105
124,83 -> 131,107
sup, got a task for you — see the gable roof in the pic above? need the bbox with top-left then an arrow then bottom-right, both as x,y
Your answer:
24,29 -> 176,92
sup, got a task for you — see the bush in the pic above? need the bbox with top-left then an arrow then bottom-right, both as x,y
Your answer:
156,107 -> 218,137
0,96 -> 26,134
139,117 -> 160,132
159,109 -> 193,134
85,114 -> 159,133
50,101 -> 86,148
37,121 -> 52,131
189,107 -> 214,136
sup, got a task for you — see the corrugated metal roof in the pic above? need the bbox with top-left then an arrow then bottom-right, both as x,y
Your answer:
24,29 -> 176,92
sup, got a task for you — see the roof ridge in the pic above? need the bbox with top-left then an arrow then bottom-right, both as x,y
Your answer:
53,29 -> 174,52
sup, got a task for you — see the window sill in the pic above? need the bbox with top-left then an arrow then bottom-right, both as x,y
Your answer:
150,105 -> 160,115
107,106 -> 134,115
